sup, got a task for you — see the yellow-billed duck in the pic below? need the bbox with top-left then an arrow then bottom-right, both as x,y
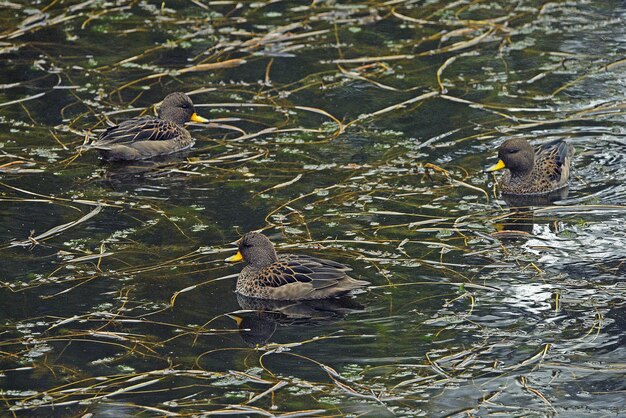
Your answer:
225,232 -> 369,300
92,92 -> 208,161
486,138 -> 574,195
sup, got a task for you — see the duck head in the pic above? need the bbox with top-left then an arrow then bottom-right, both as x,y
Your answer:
225,232 -> 278,268
158,92 -> 208,125
486,138 -> 534,176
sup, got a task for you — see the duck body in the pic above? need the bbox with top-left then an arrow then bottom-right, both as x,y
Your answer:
92,92 -> 208,161
226,232 -> 368,300
487,138 -> 574,195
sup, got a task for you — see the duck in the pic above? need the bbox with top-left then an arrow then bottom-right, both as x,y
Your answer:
486,138 -> 574,195
224,232 -> 369,300
91,92 -> 209,161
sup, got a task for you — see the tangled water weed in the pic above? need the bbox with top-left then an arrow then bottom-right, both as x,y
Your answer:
1,1 -> 625,416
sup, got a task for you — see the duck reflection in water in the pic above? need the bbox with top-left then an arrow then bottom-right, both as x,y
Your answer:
492,188 -> 570,238
91,151 -> 194,189
229,294 -> 365,347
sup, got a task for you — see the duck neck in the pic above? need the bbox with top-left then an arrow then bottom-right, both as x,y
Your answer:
158,108 -> 187,126
510,166 -> 533,180
249,249 -> 278,269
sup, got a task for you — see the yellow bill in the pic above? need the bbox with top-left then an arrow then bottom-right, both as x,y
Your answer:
190,112 -> 209,123
486,159 -> 506,172
225,314 -> 244,326
225,251 -> 243,263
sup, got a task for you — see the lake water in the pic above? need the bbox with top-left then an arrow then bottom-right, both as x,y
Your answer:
1,1 -> 625,416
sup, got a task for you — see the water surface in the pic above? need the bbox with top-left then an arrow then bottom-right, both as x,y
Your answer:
1,1 -> 625,416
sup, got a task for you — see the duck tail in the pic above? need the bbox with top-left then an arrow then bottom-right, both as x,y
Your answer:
555,141 -> 575,166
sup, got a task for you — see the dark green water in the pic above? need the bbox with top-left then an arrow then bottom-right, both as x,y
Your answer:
1,1 -> 625,416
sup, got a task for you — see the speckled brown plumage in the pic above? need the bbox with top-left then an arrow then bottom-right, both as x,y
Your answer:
487,138 -> 574,195
92,92 -> 208,161
226,232 -> 369,300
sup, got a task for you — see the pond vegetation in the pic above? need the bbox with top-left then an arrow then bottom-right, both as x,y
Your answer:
1,0 -> 625,416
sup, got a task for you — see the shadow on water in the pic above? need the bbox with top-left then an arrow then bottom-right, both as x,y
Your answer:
231,294 -> 366,347
1,0 -> 625,416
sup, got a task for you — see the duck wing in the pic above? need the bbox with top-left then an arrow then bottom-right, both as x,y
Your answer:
256,254 -> 352,290
281,254 -> 353,289
96,116 -> 181,146
536,140 -> 575,182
